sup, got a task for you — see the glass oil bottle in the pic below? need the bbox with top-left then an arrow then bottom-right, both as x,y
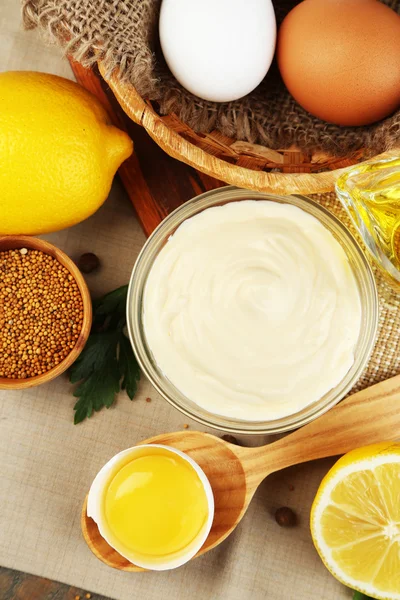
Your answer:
336,156 -> 400,294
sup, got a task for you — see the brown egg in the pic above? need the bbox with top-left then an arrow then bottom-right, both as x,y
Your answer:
277,0 -> 400,126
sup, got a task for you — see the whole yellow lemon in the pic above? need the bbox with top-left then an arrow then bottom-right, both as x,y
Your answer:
0,71 -> 133,235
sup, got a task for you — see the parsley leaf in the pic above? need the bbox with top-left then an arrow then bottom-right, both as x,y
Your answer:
70,285 -> 140,424
70,332 -> 118,384
353,592 -> 375,600
119,333 -> 140,399
93,285 -> 128,327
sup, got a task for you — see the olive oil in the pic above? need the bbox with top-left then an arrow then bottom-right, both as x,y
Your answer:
336,157 -> 400,287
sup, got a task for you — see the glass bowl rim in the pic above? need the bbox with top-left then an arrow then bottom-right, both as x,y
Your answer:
127,186 -> 379,435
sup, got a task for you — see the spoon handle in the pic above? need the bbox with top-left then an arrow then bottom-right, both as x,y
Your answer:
244,374 -> 400,482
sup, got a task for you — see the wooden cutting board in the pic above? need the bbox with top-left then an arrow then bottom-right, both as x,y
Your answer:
68,60 -> 226,238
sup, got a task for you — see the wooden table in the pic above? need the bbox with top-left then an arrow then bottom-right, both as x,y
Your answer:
0,62 -> 225,600
0,566 -> 110,600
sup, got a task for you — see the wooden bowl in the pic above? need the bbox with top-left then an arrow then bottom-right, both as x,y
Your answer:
98,63 -> 399,196
0,236 -> 92,390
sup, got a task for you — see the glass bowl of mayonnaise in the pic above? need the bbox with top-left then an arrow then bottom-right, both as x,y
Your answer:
127,188 -> 378,434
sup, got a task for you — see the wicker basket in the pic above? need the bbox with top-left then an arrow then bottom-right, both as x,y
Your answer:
99,63 -> 399,195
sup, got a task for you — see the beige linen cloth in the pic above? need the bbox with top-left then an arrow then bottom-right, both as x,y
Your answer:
1,3 -> 400,600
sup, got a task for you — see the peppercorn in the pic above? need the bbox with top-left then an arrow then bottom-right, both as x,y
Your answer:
78,252 -> 100,274
0,249 -> 84,379
274,506 -> 297,527
221,434 -> 241,446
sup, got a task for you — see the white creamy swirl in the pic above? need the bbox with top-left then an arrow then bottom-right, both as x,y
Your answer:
143,201 -> 361,421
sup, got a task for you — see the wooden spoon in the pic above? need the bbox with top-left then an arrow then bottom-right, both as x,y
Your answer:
82,374 -> 400,571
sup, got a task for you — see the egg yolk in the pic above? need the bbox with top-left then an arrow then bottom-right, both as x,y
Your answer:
103,451 -> 209,557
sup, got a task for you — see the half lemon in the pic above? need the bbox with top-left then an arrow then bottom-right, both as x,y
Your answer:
311,442 -> 400,600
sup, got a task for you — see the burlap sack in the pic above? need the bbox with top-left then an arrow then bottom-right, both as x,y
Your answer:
22,0 -> 399,156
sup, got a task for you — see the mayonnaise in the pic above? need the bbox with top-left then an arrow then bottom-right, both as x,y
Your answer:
143,201 -> 362,421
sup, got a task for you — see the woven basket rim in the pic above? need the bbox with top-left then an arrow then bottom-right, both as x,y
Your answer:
99,63 -> 399,195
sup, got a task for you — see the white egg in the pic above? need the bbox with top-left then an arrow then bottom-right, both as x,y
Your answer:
159,0 -> 276,102
87,444 -> 214,571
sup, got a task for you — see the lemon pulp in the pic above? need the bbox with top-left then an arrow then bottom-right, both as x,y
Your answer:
311,443 -> 400,599
103,449 -> 209,557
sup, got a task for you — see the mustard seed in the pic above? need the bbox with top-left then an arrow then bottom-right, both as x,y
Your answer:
0,248 -> 84,379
